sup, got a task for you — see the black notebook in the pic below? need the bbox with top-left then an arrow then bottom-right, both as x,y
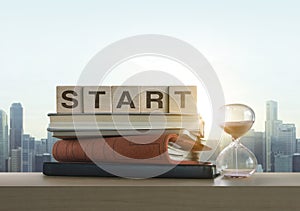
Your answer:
43,162 -> 219,179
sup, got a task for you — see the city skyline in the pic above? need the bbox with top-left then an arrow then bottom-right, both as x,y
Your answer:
0,102 -> 55,172
0,99 -> 299,172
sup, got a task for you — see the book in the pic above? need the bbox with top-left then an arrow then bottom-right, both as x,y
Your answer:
50,128 -> 204,140
43,162 -> 219,179
52,134 -> 211,164
48,113 -> 204,136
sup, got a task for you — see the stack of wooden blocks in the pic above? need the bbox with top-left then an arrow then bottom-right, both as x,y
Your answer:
56,86 -> 198,114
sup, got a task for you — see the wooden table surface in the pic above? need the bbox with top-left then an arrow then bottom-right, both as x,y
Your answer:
0,173 -> 300,211
0,172 -> 300,186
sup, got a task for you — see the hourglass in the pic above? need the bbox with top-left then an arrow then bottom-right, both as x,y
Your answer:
216,104 -> 258,178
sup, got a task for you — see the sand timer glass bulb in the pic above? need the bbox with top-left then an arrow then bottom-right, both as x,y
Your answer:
216,104 -> 258,178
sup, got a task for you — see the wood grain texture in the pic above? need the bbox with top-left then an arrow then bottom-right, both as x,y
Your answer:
169,86 -> 197,114
140,86 -> 169,113
56,86 -> 83,113
83,86 -> 112,113
1,187 -> 298,211
112,86 -> 140,113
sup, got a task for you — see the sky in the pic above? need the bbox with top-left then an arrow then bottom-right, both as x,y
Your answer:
0,0 -> 300,139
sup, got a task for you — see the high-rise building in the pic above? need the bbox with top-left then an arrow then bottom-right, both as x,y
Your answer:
272,124 -> 296,155
21,134 -> 35,172
265,101 -> 297,172
240,129 -> 265,171
266,101 -> 278,121
265,100 -> 282,172
271,123 -> 296,172
9,103 -> 23,151
296,139 -> 300,153
35,139 -> 47,155
0,110 -> 9,172
10,147 -> 21,172
273,154 -> 293,172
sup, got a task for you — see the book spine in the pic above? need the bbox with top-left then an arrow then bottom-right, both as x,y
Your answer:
53,134 -> 178,164
43,162 -> 218,179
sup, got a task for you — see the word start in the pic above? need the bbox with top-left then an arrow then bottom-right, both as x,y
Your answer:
57,86 -> 197,114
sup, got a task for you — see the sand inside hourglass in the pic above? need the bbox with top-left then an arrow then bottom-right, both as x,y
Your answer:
220,120 -> 254,140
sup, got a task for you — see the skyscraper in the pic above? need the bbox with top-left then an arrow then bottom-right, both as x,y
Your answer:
273,154 -> 293,172
10,103 -> 23,151
265,100 -> 297,172
272,124 -> 296,155
296,139 -> 300,153
265,100 -> 282,172
272,123 -> 296,172
0,110 -> 9,172
10,147 -> 21,172
266,101 -> 278,121
21,134 -> 35,172
35,139 -> 47,155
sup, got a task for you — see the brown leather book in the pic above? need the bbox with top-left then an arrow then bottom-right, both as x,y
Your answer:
52,134 -> 211,165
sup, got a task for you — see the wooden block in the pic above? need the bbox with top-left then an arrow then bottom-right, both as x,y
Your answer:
140,86 -> 168,113
112,86 -> 140,113
56,86 -> 82,113
169,86 -> 197,114
83,86 -> 112,113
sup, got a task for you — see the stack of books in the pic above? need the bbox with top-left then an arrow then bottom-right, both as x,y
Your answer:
43,86 -> 218,178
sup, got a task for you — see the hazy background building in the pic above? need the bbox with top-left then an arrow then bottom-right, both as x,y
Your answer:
9,103 -> 23,151
265,100 -> 282,172
273,154 -> 293,172
296,139 -> 300,153
0,110 -> 9,171
264,100 -> 297,172
35,139 -> 47,155
272,124 -> 296,155
21,134 -> 35,172
10,147 -> 21,172
271,124 -> 296,172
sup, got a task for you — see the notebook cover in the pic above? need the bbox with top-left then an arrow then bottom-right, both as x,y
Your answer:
43,162 -> 219,179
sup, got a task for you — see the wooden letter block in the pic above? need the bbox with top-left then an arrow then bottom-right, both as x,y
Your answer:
112,86 -> 140,113
169,86 -> 197,114
56,86 -> 82,113
140,86 -> 168,113
83,86 -> 112,113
